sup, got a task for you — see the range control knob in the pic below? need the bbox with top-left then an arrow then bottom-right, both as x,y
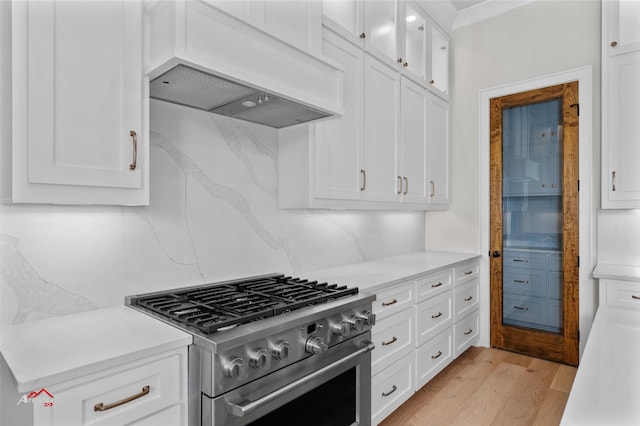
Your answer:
357,311 -> 376,326
347,316 -> 364,332
224,356 -> 245,380
249,348 -> 270,369
305,336 -> 328,355
271,341 -> 291,360
332,321 -> 351,337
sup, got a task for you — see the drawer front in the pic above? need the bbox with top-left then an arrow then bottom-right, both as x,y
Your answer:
372,351 -> 415,426
416,269 -> 453,302
503,270 -> 547,298
454,310 -> 479,358
415,328 -> 453,390
416,290 -> 453,346
372,308 -> 415,374
373,281 -> 415,320
455,261 -> 480,285
454,278 -> 479,320
503,294 -> 547,327
43,348 -> 187,426
503,251 -> 547,270
604,279 -> 640,310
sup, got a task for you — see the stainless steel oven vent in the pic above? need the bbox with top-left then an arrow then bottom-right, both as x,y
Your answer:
149,65 -> 331,128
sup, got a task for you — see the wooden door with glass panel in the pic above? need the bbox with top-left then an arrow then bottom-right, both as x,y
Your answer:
489,82 -> 579,366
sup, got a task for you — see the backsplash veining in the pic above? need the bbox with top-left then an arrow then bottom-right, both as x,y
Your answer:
0,100 -> 425,326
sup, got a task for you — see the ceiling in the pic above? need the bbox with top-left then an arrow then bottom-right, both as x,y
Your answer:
449,0 -> 487,11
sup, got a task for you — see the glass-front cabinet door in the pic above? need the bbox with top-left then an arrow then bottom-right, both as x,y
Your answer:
403,4 -> 425,80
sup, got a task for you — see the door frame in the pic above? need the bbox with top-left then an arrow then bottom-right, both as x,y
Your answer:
477,66 -> 594,361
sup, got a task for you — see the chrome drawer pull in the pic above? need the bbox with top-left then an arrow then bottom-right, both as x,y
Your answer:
632,295 -> 640,300
431,350 -> 443,359
431,282 -> 443,288
464,296 -> 473,302
431,312 -> 443,319
381,298 -> 398,307
513,280 -> 529,284
382,336 -> 398,346
513,305 -> 529,311
381,385 -> 397,397
464,329 -> 473,335
464,271 -> 473,275
94,385 -> 150,412
513,258 -> 529,263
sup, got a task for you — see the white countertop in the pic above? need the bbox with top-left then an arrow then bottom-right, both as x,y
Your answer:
561,306 -> 640,425
0,306 -> 192,393
593,263 -> 640,281
306,251 -> 482,293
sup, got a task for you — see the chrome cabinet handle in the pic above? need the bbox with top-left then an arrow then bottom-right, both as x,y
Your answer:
94,385 -> 150,412
403,177 -> 408,195
430,180 -> 435,197
431,312 -> 443,319
431,350 -> 443,359
632,295 -> 640,300
381,385 -> 397,397
513,258 -> 528,263
397,176 -> 403,194
129,130 -> 137,170
513,280 -> 529,284
612,171 -> 617,191
513,305 -> 529,311
464,329 -> 473,335
360,169 -> 366,191
431,282 -> 443,288
464,296 -> 473,302
382,336 -> 398,346
381,298 -> 397,307
464,271 -> 473,275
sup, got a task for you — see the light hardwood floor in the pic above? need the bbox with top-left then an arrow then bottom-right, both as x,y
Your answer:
379,347 -> 577,426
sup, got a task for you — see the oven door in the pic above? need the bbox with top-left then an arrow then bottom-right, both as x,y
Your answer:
204,336 -> 374,426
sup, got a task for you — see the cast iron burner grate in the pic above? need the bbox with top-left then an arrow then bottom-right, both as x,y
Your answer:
131,274 -> 358,334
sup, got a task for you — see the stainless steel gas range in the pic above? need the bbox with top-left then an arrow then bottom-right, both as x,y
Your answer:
126,274 -> 375,426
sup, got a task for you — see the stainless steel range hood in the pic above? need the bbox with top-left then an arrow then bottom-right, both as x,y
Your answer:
149,65 -> 331,129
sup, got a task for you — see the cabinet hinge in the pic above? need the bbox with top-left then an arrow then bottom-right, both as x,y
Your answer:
577,179 -> 580,191
570,103 -> 580,116
577,256 -> 580,267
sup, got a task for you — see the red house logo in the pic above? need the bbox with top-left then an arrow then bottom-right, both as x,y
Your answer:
17,388 -> 54,407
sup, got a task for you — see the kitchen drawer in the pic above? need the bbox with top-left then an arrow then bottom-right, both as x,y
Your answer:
503,270 -> 547,298
454,309 -> 479,358
373,281 -> 415,320
454,278 -> 479,321
503,294 -> 547,327
415,328 -> 453,390
372,308 -> 415,375
503,250 -> 547,270
415,290 -> 453,346
36,347 -> 187,426
602,279 -> 640,311
416,269 -> 453,302
371,351 -> 415,426
455,261 -> 480,284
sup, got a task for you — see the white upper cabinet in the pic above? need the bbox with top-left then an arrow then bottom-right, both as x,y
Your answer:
364,0 -> 399,66
606,0 -> 640,56
399,77 -> 428,204
2,0 -> 148,205
403,4 -> 426,82
427,93 -> 449,207
429,22 -> 450,97
602,0 -> 640,208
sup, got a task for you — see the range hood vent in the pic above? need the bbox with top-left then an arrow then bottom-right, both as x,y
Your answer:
150,65 -> 331,129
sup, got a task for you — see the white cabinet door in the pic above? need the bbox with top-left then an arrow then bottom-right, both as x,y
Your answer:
321,0 -> 364,44
427,92 -> 449,206
606,0 -> 640,56
314,29 -> 364,201
8,0 -> 147,205
399,77 -> 428,204
603,50 -> 640,208
363,0 -> 398,66
363,55 -> 399,202
428,20 -> 449,97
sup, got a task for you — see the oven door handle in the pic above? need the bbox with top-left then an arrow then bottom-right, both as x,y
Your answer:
225,340 -> 375,417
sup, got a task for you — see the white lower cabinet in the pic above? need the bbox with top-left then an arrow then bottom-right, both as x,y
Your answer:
30,347 -> 188,426
371,258 -> 481,424
599,279 -> 640,310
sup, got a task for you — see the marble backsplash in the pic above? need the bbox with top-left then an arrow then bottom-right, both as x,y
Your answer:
0,100 -> 425,327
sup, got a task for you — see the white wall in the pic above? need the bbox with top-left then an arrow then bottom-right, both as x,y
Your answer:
427,0 -> 601,354
0,100 -> 425,327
